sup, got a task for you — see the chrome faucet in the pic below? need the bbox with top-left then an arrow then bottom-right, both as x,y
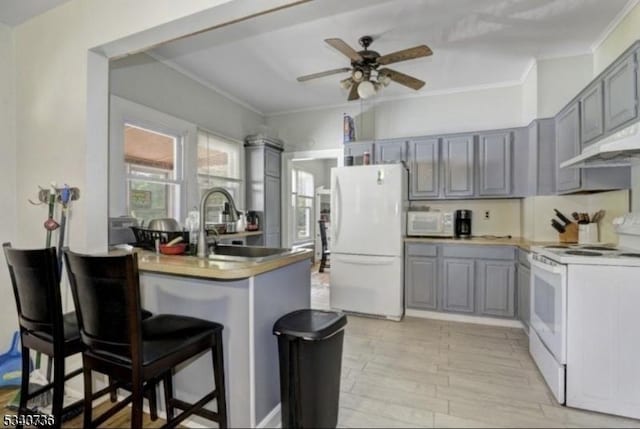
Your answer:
197,187 -> 240,257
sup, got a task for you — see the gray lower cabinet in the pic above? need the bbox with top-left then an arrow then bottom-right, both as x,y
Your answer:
580,81 -> 604,147
443,134 -> 475,198
478,131 -> 512,196
442,258 -> 475,313
408,137 -> 440,199
344,141 -> 373,165
517,262 -> 530,329
406,256 -> 438,310
374,139 -> 406,164
477,260 -> 515,318
555,102 -> 582,193
604,52 -> 638,133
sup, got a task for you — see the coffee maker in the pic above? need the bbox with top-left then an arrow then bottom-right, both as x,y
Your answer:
454,210 -> 472,238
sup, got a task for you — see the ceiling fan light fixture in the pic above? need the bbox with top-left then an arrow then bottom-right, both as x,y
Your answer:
378,73 -> 392,87
340,77 -> 353,90
352,69 -> 364,82
357,80 -> 377,99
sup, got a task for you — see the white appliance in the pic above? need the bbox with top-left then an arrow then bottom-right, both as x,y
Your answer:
406,211 -> 454,237
330,164 -> 407,320
529,214 -> 640,418
561,121 -> 640,168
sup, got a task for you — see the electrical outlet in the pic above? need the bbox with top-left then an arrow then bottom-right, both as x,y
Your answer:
484,210 -> 490,220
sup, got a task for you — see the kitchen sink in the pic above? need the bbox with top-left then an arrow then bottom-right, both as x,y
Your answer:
207,244 -> 303,262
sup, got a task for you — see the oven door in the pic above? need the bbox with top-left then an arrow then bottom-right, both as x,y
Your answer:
529,255 -> 567,364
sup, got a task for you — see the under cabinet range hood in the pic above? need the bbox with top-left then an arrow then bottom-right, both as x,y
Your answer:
561,121 -> 640,168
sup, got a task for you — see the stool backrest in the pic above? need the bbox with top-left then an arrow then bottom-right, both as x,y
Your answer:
2,243 -> 64,339
64,250 -> 142,360
318,220 -> 328,252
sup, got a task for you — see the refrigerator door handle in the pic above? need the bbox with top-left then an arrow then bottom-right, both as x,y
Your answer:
334,255 -> 397,265
333,175 -> 342,247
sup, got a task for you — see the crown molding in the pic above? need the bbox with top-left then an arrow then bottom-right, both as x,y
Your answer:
590,0 -> 640,53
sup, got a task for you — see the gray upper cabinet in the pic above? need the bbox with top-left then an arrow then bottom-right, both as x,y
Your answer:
443,134 -> 475,198
406,256 -> 438,310
555,102 -> 582,193
477,260 -> 515,318
604,53 -> 638,133
579,81 -> 604,147
408,138 -> 440,199
344,141 -> 374,165
265,147 -> 281,177
442,258 -> 475,313
527,119 -> 556,196
478,131 -> 512,196
374,139 -> 406,164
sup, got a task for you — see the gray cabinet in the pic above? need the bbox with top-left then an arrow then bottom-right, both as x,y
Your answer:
344,141 -> 373,165
579,82 -> 604,147
478,131 -> 512,196
517,262 -> 530,329
245,140 -> 282,247
374,139 -> 406,164
408,138 -> 440,199
527,119 -> 556,196
443,134 -> 475,198
555,102 -> 582,193
442,258 -> 475,313
477,260 -> 515,318
604,53 -> 638,133
406,256 -> 438,310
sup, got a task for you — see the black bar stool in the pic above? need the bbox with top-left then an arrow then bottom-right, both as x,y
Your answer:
2,243 -> 85,428
64,250 -> 228,429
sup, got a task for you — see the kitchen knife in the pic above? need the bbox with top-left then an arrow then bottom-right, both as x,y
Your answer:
554,209 -> 572,225
551,219 -> 566,233
571,212 -> 579,221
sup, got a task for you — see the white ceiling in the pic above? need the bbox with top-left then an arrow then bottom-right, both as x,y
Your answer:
0,0 -> 70,26
148,0 -> 633,115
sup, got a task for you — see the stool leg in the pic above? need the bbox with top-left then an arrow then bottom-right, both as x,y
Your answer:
17,346 -> 30,429
108,376 -> 117,402
148,379 -> 158,421
212,332 -> 228,429
51,355 -> 65,429
82,365 -> 93,429
131,378 -> 144,429
163,371 -> 175,422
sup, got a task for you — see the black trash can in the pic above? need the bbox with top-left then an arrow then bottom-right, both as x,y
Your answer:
273,309 -> 347,429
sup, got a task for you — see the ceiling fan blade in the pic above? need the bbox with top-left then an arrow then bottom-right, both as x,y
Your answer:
347,83 -> 360,101
325,38 -> 364,62
297,67 -> 352,82
379,68 -> 425,90
377,45 -> 432,66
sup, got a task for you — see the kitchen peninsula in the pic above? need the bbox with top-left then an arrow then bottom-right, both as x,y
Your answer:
135,249 -> 313,428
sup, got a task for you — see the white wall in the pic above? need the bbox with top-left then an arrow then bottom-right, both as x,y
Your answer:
0,23 -> 17,346
411,199 -> 522,237
267,85 -> 524,152
536,54 -> 594,118
110,53 -> 264,142
521,61 -> 538,125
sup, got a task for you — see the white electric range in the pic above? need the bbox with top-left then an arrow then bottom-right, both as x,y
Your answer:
528,213 -> 640,419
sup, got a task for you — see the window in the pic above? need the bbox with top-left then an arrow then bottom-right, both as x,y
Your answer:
124,124 -> 182,224
291,169 -> 314,243
197,130 -> 243,223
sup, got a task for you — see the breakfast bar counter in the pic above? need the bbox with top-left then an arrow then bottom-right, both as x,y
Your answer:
134,249 -> 313,428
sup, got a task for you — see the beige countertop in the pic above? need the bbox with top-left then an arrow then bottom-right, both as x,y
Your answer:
133,248 -> 312,280
404,236 -> 561,251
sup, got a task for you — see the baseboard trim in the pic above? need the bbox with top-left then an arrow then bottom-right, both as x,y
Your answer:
257,403 -> 281,428
406,309 -> 525,329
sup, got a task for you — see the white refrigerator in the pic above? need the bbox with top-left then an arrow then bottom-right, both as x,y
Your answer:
330,164 -> 407,320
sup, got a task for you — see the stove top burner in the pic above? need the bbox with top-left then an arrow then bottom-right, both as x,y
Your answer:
581,246 -> 618,251
545,245 -> 570,249
619,253 -> 640,258
565,250 -> 603,256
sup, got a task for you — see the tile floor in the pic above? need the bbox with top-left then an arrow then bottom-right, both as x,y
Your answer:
310,268 -> 640,428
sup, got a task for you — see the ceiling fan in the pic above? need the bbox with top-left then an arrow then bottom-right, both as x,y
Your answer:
297,35 -> 433,101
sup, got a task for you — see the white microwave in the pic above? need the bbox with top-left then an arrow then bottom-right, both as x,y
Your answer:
407,211 -> 454,237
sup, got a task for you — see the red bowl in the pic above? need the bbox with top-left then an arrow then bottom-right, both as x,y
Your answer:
159,243 -> 187,255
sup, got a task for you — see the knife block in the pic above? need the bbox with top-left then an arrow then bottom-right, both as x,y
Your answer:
559,223 -> 578,243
